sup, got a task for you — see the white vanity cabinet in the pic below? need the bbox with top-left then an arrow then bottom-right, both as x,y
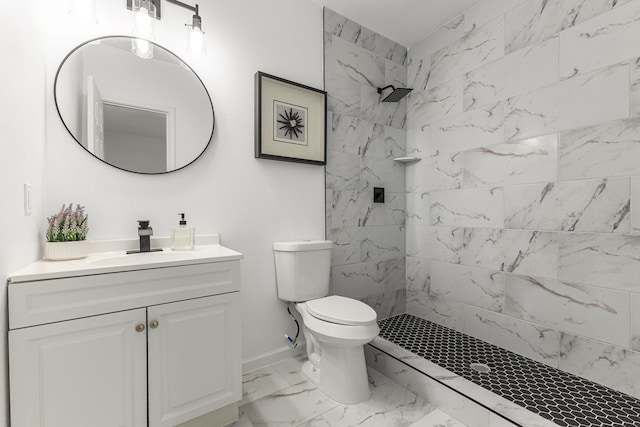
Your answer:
8,246 -> 242,427
10,308 -> 149,427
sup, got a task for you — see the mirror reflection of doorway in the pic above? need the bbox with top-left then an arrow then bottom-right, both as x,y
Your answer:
103,103 -> 170,173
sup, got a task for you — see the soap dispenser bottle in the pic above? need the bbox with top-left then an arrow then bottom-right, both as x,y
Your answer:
171,213 -> 195,251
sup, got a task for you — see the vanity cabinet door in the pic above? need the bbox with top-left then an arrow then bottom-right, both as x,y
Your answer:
147,292 -> 241,427
9,308 -> 148,427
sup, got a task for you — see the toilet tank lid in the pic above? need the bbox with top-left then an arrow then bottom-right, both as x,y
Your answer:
273,240 -> 333,251
306,295 -> 377,326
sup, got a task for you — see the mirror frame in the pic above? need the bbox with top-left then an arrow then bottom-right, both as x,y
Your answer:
53,35 -> 215,175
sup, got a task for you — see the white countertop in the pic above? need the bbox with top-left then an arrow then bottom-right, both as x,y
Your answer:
9,235 -> 243,284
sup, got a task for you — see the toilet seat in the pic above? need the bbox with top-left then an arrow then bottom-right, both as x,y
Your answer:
306,295 -> 377,326
295,302 -> 379,344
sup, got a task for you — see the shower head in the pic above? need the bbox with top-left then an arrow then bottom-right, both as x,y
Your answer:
377,85 -> 413,102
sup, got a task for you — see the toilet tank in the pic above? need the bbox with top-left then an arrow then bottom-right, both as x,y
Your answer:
273,240 -> 332,302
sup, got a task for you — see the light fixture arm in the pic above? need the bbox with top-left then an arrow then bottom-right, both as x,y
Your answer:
166,0 -> 201,30
127,0 -> 200,23
165,0 -> 198,15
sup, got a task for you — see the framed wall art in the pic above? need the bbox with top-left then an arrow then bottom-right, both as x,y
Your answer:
255,71 -> 327,165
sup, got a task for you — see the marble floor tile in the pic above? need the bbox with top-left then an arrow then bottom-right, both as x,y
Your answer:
240,366 -> 291,406
318,380 -> 435,426
234,356 -> 463,427
241,381 -> 339,426
271,356 -> 307,387
410,408 -> 467,427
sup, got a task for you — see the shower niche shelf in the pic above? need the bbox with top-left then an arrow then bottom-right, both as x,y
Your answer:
393,156 -> 421,163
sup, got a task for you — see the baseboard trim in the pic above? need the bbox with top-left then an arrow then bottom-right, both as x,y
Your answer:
242,342 -> 306,373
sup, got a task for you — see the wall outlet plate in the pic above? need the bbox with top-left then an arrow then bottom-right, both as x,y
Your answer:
23,183 -> 32,215
373,187 -> 385,203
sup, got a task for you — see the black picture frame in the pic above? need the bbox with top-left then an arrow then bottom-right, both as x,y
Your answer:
255,71 -> 327,165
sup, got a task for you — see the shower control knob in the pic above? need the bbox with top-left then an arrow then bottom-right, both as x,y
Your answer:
150,320 -> 159,329
136,324 -> 145,332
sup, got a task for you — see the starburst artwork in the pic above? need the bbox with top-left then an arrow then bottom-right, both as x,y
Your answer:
274,101 -> 307,145
255,72 -> 326,165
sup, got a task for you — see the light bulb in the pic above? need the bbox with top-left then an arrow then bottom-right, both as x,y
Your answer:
135,7 -> 152,36
132,0 -> 156,40
188,27 -> 204,53
131,0 -> 156,59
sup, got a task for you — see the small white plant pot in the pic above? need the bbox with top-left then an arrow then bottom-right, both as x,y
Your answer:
44,240 -> 90,261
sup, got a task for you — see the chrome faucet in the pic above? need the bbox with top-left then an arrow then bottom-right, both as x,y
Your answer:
127,220 -> 163,254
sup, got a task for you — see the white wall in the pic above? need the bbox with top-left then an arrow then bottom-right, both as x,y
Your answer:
0,2 -> 46,425
42,0 -> 324,366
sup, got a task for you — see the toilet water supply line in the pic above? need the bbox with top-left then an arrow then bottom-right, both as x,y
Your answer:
285,303 -> 299,348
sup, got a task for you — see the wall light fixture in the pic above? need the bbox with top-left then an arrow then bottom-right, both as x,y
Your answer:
127,0 -> 205,58
131,0 -> 157,59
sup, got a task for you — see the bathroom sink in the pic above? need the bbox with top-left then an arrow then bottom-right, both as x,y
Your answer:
88,250 -> 196,267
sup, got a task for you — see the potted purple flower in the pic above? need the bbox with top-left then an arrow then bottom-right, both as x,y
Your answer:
45,203 -> 90,260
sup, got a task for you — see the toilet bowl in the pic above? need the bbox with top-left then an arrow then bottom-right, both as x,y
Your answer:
273,240 -> 379,404
296,295 -> 379,404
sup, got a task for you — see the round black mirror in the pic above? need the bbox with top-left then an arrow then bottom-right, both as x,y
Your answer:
54,36 -> 214,174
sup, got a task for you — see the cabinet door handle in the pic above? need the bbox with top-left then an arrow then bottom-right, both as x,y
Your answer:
149,320 -> 159,329
136,324 -> 146,332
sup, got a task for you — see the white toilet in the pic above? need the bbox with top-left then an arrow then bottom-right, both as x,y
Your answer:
273,240 -> 379,404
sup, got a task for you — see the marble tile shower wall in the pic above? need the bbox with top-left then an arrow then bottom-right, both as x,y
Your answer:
405,0 -> 640,399
323,8 -> 408,319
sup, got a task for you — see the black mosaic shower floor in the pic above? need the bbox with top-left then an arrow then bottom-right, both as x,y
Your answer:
378,314 -> 640,427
